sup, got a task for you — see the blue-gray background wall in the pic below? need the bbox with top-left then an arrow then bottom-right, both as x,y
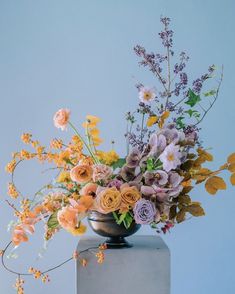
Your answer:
0,0 -> 234,293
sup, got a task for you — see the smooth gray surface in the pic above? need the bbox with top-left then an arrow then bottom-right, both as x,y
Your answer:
76,236 -> 170,294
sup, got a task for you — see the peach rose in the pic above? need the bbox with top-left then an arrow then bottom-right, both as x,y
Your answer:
53,108 -> 70,131
120,185 -> 141,208
95,187 -> 121,214
80,183 -> 98,197
70,164 -> 93,184
57,206 -> 78,231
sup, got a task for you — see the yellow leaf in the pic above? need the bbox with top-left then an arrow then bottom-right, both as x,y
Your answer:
158,111 -> 170,128
181,180 -> 192,187
197,168 -> 211,175
205,176 -> 227,195
220,163 -> 228,170
197,148 -> 213,162
182,186 -> 193,194
228,153 -> 235,164
228,163 -> 235,172
161,110 -> 170,120
230,173 -> 235,185
194,174 -> 208,184
178,194 -> 191,205
186,203 -> 205,217
176,209 -> 186,223
146,116 -> 158,127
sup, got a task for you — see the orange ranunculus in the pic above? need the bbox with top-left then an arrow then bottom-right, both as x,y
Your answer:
12,225 -> 29,246
95,187 -> 121,214
70,195 -> 94,213
12,210 -> 39,246
70,164 -> 93,184
57,206 -> 78,231
80,183 -> 98,197
53,108 -> 70,131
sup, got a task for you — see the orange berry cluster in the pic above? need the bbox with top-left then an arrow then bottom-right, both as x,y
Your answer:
96,251 -> 105,264
28,267 -> 50,283
7,183 -> 19,199
5,159 -> 16,173
50,138 -> 63,149
14,277 -> 24,294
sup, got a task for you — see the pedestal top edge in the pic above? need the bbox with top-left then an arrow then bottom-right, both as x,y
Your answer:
77,235 -> 170,252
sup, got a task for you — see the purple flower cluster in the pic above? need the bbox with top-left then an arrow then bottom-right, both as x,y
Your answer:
120,123 -> 198,220
159,17 -> 173,49
192,65 -> 216,94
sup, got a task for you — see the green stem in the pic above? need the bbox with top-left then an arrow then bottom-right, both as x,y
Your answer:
140,113 -> 145,144
68,122 -> 98,163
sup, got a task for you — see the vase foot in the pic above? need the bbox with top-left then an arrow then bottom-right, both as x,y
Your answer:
105,237 -> 133,249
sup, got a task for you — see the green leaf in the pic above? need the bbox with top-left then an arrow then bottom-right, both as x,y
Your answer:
112,211 -> 119,222
185,89 -> 201,107
147,158 -> 163,171
116,212 -> 127,225
112,158 -> 126,169
176,116 -> 185,129
147,158 -> 155,171
204,89 -> 216,97
47,211 -> 59,229
185,109 -> 200,118
114,212 -> 133,228
123,212 -> 133,229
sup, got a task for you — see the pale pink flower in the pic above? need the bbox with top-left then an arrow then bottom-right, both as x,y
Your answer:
159,143 -> 182,172
53,108 -> 70,131
92,164 -> 113,182
139,87 -> 156,103
80,183 -> 98,197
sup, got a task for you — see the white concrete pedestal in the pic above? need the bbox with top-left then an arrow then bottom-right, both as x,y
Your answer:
76,236 -> 170,294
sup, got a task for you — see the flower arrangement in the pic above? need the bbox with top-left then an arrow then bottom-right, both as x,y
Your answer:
1,16 -> 235,293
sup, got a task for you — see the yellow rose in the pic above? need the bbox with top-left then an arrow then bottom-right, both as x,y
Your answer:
95,187 -> 121,214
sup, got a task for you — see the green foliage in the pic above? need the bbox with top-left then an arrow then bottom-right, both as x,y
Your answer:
176,116 -> 185,129
185,89 -> 201,107
113,211 -> 134,229
146,158 -> 163,171
185,109 -> 200,118
47,211 -> 59,229
112,158 -> 126,169
204,89 -> 216,97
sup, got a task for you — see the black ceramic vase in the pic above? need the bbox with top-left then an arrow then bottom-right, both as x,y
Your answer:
88,211 -> 141,248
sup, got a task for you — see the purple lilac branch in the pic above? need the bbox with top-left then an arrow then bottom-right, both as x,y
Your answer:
193,66 -> 223,126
